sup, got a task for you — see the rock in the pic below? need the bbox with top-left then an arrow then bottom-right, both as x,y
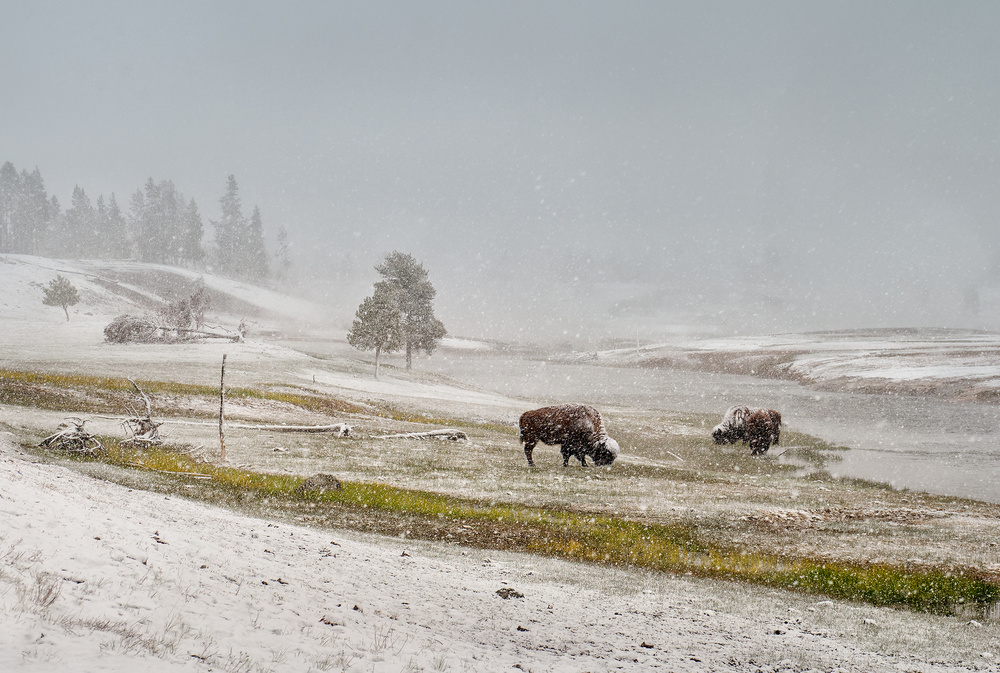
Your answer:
496,588 -> 524,599
296,473 -> 343,494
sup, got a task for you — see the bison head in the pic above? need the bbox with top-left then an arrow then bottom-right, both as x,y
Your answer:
712,424 -> 742,445
592,437 -> 619,466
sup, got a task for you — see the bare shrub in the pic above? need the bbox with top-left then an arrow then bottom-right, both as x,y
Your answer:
157,282 -> 209,331
16,571 -> 61,609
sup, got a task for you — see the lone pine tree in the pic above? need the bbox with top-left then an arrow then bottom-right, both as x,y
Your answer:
42,274 -> 80,321
373,251 -> 446,369
347,285 -> 404,378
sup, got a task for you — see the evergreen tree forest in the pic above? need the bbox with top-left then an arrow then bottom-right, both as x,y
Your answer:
0,161 -> 279,282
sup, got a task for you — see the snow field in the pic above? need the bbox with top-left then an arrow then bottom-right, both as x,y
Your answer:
2,435 -> 1000,672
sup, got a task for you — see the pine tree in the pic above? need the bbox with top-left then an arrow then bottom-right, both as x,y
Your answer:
213,175 -> 246,277
42,274 -> 81,321
128,178 -> 195,265
63,186 -> 94,257
347,284 -> 404,378
104,193 -> 130,259
181,198 -> 205,268
19,168 -> 51,255
157,180 -> 184,265
43,195 -> 61,255
127,188 -> 146,258
274,224 -> 292,283
95,195 -> 110,254
0,161 -> 19,253
140,178 -> 163,262
373,251 -> 446,369
246,205 -> 269,281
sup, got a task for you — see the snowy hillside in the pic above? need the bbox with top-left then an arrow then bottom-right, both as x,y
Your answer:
0,254 -> 329,331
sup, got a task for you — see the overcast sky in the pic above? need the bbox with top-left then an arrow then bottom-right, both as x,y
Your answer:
4,1 -> 1000,341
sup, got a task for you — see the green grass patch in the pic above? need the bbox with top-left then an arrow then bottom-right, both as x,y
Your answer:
0,369 -> 509,434
0,369 -> 363,417
51,440 -> 1000,618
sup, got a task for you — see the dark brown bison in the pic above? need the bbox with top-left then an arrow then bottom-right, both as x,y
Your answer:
712,405 -> 781,454
519,404 -> 619,467
744,409 -> 781,455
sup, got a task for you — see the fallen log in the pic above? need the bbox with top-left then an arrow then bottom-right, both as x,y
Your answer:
250,423 -> 352,436
374,429 -> 467,441
104,314 -> 243,344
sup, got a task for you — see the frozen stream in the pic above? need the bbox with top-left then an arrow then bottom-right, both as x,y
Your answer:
424,352 -> 1000,505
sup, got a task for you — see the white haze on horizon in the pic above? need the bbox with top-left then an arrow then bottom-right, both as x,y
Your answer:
3,1 -> 1000,344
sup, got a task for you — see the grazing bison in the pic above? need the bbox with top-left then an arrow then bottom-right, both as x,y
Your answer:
519,404 -> 619,467
712,405 -> 781,454
744,409 -> 781,455
711,405 -> 754,445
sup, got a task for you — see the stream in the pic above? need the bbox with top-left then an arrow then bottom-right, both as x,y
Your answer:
426,351 -> 1000,504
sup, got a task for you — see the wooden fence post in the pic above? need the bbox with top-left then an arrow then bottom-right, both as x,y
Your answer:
219,353 -> 227,461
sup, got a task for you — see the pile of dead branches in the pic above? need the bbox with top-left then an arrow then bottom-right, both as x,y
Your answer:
39,379 -> 165,453
39,418 -> 104,455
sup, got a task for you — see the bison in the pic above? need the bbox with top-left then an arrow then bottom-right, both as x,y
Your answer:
519,404 -> 619,467
711,405 -> 781,454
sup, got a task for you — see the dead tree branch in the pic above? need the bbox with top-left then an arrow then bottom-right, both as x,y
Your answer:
120,378 -> 163,446
39,418 -> 104,455
373,429 -> 467,441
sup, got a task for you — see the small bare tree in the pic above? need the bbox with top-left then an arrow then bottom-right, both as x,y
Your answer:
42,275 -> 80,321
157,280 -> 211,334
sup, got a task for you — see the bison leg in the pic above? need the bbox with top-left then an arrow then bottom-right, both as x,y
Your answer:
561,443 -> 581,467
562,442 -> 588,467
523,440 -> 537,466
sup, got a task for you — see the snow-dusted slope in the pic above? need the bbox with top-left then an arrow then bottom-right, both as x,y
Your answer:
0,254 -> 327,328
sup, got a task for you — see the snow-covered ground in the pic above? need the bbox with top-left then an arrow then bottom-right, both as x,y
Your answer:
3,436 -> 999,673
4,255 -> 1000,671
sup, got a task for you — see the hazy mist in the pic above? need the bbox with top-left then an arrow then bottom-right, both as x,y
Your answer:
4,1 -> 1000,344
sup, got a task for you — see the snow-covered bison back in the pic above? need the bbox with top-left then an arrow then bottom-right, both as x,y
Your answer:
712,405 -> 781,454
519,404 -> 619,467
